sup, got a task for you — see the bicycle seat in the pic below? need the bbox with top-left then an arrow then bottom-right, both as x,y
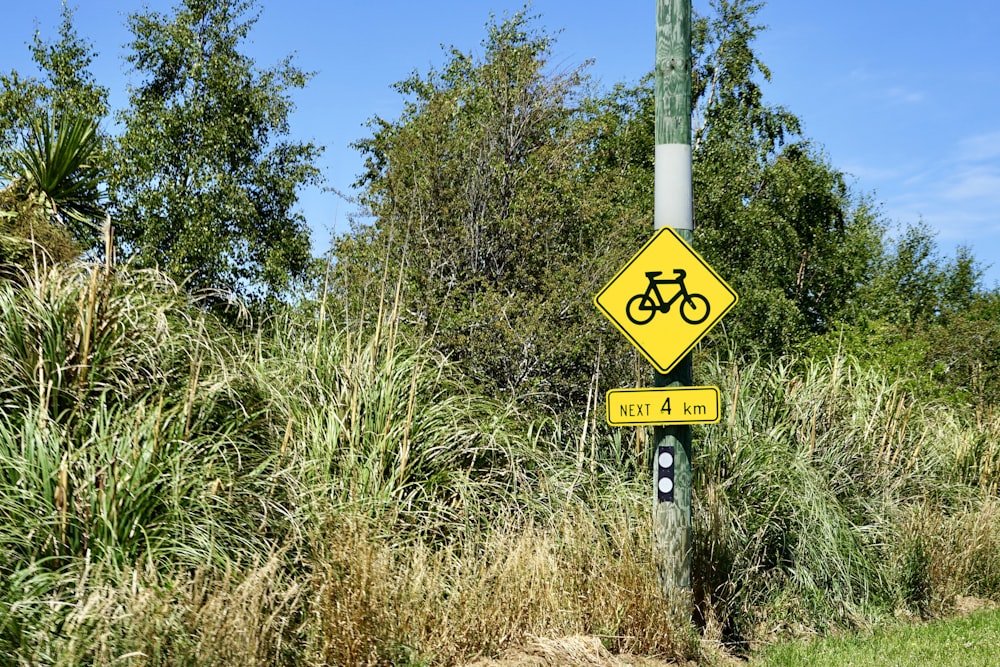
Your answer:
645,271 -> 663,278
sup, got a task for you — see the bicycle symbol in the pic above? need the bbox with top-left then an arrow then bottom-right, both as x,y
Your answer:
626,269 -> 710,326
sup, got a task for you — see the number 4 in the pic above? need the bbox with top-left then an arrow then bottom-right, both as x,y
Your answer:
661,397 -> 671,415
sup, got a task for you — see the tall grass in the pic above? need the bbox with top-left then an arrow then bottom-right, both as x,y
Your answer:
0,263 -> 694,664
0,265 -> 287,660
251,314 -> 539,534
693,352 -> 1000,643
1,262 -> 999,664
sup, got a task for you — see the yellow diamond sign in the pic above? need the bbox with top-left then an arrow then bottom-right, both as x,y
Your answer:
595,227 -> 737,374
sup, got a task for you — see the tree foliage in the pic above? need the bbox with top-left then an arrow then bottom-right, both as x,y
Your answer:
811,223 -> 1000,409
27,7 -> 110,123
338,10 -> 650,407
0,5 -> 108,144
691,0 -> 881,355
7,114 -> 104,233
109,0 -> 321,308
337,2 -> 893,406
6,0 -> 991,412
857,223 -> 982,328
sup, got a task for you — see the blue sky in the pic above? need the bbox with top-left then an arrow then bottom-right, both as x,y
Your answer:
4,1 -> 999,285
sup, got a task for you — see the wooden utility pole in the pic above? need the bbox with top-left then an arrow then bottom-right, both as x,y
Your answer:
653,0 -> 693,598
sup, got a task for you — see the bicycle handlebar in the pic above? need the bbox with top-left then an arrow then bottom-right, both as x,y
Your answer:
644,269 -> 687,280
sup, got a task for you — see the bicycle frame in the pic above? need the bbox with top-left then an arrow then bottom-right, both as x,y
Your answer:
626,268 -> 710,326
643,270 -> 688,311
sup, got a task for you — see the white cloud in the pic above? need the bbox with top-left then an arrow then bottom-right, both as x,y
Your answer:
957,131 -> 1000,162
854,131 -> 1000,258
885,86 -> 925,104
941,165 -> 1000,201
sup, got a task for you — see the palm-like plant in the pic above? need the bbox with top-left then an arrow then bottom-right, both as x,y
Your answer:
1,111 -> 104,267
8,112 -> 104,234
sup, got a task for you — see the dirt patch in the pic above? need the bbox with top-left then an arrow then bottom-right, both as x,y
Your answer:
462,635 -> 684,667
953,596 -> 998,616
460,635 -> 726,667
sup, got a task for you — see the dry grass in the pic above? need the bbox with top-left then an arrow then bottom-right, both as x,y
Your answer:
308,508 -> 698,666
892,499 -> 1000,615
3,507 -> 700,666
37,557 -> 303,667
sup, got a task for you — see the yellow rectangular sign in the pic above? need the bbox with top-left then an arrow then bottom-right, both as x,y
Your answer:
606,386 -> 720,426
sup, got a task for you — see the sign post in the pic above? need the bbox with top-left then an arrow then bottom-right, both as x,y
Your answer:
654,0 -> 694,602
594,214 -> 736,599
596,0 -> 738,610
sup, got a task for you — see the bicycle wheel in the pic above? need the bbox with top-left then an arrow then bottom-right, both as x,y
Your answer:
626,294 -> 656,325
679,294 -> 710,325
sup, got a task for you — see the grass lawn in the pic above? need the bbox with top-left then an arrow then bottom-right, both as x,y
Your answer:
752,608 -> 1000,667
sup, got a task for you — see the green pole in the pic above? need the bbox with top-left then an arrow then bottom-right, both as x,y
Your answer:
653,0 -> 693,599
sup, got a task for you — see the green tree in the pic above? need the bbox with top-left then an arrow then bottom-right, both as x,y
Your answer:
109,0 -> 321,308
338,2 -> 892,407
1,4 -> 108,142
821,224 -> 1000,409
690,0 -> 882,356
856,223 -> 985,328
340,10 -> 649,407
28,5 -> 110,122
921,293 -> 1000,408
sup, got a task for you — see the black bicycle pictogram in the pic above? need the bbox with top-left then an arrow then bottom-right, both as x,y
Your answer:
626,269 -> 710,326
